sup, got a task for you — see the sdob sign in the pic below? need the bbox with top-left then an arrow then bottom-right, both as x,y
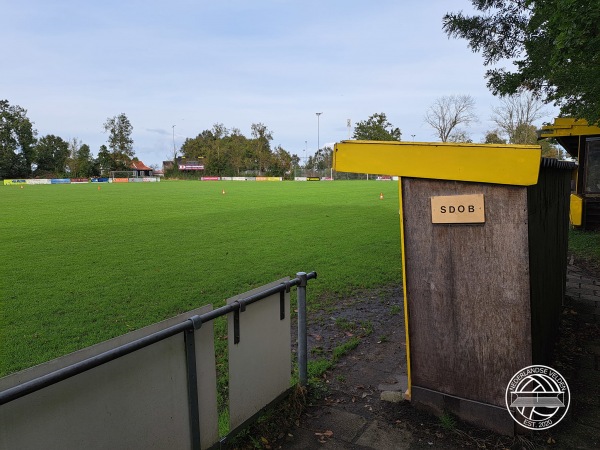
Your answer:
431,194 -> 485,224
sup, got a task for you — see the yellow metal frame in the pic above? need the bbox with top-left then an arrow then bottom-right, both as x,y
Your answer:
333,141 -> 542,186
539,117 -> 600,199
570,194 -> 584,226
398,178 -> 412,399
539,117 -> 600,138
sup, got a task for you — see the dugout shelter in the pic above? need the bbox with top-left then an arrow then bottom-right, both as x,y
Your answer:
539,117 -> 600,230
333,140 -> 575,435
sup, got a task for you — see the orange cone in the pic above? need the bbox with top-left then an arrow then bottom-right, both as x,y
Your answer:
98,186 -> 101,190
379,192 -> 384,200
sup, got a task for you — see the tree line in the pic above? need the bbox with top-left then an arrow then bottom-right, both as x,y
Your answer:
174,123 -> 300,178
1,92 -> 564,182
0,102 -> 136,180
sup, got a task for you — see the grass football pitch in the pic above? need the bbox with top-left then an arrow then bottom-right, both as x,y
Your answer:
0,180 -> 402,376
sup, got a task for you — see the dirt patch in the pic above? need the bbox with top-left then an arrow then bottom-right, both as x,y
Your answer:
236,256 -> 599,449
294,285 -> 535,449
284,263 -> 600,449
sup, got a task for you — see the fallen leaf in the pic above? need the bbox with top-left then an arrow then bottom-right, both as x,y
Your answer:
315,430 -> 333,438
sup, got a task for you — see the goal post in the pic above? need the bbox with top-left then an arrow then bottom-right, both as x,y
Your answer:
110,171 -> 137,181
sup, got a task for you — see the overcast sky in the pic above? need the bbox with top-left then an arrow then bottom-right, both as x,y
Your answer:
2,0 -> 558,167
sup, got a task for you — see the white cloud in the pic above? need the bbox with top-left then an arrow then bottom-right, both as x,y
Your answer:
1,0 -> 558,166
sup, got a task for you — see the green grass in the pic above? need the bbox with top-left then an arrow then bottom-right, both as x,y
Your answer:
569,229 -> 600,265
332,337 -> 361,361
0,180 -> 401,377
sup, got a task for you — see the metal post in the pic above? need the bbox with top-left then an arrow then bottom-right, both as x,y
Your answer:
184,328 -> 201,449
172,125 -> 176,158
296,271 -> 308,386
316,112 -> 322,151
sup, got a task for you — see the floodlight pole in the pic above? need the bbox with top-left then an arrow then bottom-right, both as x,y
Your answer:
172,125 -> 176,159
316,113 -> 322,154
316,113 -> 322,179
304,141 -> 307,169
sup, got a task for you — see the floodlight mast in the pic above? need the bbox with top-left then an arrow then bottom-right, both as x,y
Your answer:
172,125 -> 176,159
316,112 -> 322,178
316,113 -> 322,154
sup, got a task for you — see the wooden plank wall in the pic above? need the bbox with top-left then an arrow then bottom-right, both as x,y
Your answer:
527,165 -> 572,363
402,178 -> 532,407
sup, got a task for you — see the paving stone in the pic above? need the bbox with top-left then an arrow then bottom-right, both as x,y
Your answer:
553,419 -> 600,449
377,374 -> 408,392
574,405 -> 600,430
578,354 -> 598,370
577,287 -> 600,296
569,297 -> 599,307
283,427 -> 358,449
584,342 -> 600,356
355,421 -> 412,450
380,391 -> 404,403
301,407 -> 367,443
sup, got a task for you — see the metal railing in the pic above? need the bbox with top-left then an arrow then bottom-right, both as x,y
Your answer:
0,271 -> 317,449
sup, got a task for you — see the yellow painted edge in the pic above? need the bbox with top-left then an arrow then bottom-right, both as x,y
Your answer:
333,141 -> 541,186
540,117 -> 600,138
576,138 -> 581,194
570,194 -> 583,226
398,177 -> 412,399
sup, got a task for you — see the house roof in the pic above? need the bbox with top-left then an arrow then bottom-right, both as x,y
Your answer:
131,160 -> 152,171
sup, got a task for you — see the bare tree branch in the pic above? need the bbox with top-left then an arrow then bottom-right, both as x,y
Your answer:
491,91 -> 546,143
424,95 -> 478,142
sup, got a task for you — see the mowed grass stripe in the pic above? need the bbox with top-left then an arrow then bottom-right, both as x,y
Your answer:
1,181 -> 401,376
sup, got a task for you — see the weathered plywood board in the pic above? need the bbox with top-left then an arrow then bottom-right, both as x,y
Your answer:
402,178 -> 532,407
228,279 -> 291,431
0,305 -> 219,450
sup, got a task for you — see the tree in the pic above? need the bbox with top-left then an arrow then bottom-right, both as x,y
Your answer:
491,91 -> 546,143
306,146 -> 333,175
224,128 -> 251,176
447,130 -> 473,143
34,135 -> 70,176
251,123 -> 273,174
67,139 -> 94,177
424,95 -> 478,142
96,145 -> 112,176
0,100 -> 37,178
509,122 -> 563,158
483,130 -> 507,144
270,145 -> 294,177
443,1 -> 600,125
352,113 -> 401,141
103,113 -> 134,170
512,123 -> 538,145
